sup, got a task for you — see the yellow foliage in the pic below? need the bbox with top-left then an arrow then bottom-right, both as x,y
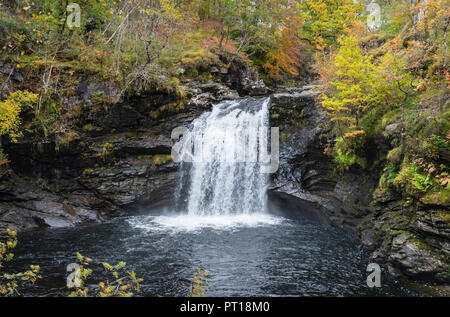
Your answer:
301,0 -> 364,50
0,90 -> 38,142
344,130 -> 365,139
321,36 -> 378,125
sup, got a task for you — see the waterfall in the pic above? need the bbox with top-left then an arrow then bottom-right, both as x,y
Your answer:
176,97 -> 271,216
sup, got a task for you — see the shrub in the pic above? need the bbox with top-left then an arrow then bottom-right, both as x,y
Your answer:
394,163 -> 435,196
387,147 -> 403,165
180,32 -> 221,77
0,90 -> 38,142
1,229 -> 41,297
334,147 -> 358,168
385,162 -> 399,182
68,253 -> 209,297
333,130 -> 367,169
188,268 -> 210,297
359,104 -> 390,136
67,252 -> 143,297
420,135 -> 448,160
125,63 -> 186,98
56,131 -> 79,149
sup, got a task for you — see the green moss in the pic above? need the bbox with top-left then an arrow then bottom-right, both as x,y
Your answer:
433,210 -> 450,225
387,147 -> 402,165
420,191 -> 450,206
373,175 -> 391,199
381,108 -> 401,129
138,154 -> 172,165
82,124 -> 102,132
380,223 -> 390,233
82,168 -> 94,174
137,155 -> 152,160
408,234 -> 431,251
152,154 -> 172,165
57,131 -> 79,148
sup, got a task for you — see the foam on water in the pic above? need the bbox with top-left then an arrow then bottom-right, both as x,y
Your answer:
128,214 -> 285,233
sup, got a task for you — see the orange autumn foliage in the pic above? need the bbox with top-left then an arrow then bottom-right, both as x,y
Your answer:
263,16 -> 307,80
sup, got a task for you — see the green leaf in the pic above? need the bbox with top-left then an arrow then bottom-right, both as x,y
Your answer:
114,261 -> 126,270
102,262 -> 113,271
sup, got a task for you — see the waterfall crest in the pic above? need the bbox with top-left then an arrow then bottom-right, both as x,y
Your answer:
176,98 -> 271,216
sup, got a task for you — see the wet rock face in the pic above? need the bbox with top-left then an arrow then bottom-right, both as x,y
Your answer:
79,157 -> 177,210
184,80 -> 240,109
77,79 -> 120,103
217,51 -> 270,97
360,204 -> 450,283
0,175 -> 102,234
0,129 -> 179,235
389,236 -> 446,281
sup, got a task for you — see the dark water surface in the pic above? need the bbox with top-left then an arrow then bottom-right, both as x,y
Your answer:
10,213 -> 416,296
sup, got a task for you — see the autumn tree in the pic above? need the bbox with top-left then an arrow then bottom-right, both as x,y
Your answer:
300,0 -> 364,51
263,12 -> 309,80
0,90 -> 37,143
376,51 -> 416,145
321,35 -> 379,127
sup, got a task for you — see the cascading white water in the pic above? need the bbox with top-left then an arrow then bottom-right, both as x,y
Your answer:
176,98 -> 271,216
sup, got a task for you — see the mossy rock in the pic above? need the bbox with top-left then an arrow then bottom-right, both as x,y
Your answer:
432,210 -> 450,226
420,191 -> 450,206
82,124 -> 102,133
138,154 -> 172,166
387,147 -> 402,165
